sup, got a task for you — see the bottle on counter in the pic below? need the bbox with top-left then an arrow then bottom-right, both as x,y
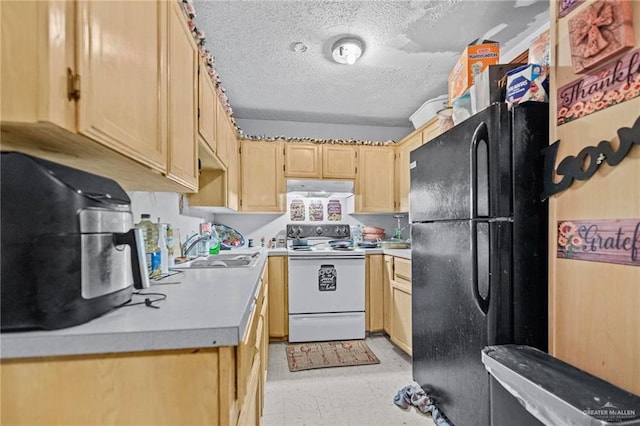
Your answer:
156,219 -> 170,274
165,225 -> 175,268
209,227 -> 221,255
136,213 -> 161,277
198,223 -> 212,257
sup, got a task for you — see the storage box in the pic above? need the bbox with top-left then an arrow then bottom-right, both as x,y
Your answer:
470,63 -> 525,113
409,94 -> 449,129
528,29 -> 550,66
505,64 -> 549,107
448,39 -> 500,104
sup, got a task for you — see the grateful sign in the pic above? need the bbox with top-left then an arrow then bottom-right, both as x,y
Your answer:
557,219 -> 640,266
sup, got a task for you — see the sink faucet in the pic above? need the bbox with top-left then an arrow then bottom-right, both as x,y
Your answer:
183,234 -> 210,258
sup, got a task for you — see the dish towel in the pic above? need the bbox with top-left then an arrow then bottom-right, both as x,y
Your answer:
393,384 -> 453,426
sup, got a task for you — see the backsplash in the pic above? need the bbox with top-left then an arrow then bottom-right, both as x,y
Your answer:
215,195 -> 407,247
128,191 -> 409,248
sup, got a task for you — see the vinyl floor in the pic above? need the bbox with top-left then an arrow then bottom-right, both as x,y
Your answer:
262,334 -> 437,426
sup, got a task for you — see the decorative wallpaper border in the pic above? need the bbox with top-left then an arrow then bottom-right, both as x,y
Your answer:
180,0 -> 396,145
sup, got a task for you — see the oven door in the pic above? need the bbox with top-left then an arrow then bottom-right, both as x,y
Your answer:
288,255 -> 365,314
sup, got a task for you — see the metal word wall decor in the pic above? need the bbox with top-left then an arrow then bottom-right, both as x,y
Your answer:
557,47 -> 640,126
557,219 -> 640,266
542,116 -> 640,199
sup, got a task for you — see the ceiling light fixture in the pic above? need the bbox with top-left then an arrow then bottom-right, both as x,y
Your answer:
332,38 -> 364,65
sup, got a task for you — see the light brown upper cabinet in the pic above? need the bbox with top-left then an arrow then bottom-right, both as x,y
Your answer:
284,143 -> 322,178
284,143 -> 357,180
356,146 -> 396,213
226,130 -> 240,211
395,132 -> 422,213
166,1 -> 198,191
197,57 -> 217,154
215,98 -> 231,167
322,144 -> 357,179
1,1 -> 198,193
239,140 -> 286,212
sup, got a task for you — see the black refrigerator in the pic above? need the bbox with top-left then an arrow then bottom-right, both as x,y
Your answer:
409,102 -> 549,426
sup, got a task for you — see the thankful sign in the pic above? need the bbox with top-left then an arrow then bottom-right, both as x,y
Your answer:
557,47 -> 640,125
557,219 -> 640,266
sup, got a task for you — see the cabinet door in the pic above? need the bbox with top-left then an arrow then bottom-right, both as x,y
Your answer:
285,143 -> 321,178
1,1 -> 76,131
367,254 -> 385,332
395,133 -> 422,213
391,257 -> 412,355
167,1 -> 197,191
383,255 -> 393,335
215,98 -> 229,166
391,280 -> 412,356
76,1 -> 167,172
240,140 -> 285,212
322,144 -> 357,179
421,119 -> 442,144
197,57 -> 216,153
356,146 -> 395,212
226,132 -> 240,211
268,256 -> 288,339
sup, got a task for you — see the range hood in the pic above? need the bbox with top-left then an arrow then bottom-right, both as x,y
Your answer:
286,179 -> 354,198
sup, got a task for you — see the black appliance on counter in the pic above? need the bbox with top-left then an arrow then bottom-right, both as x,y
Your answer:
1,152 -> 149,331
409,102 -> 549,426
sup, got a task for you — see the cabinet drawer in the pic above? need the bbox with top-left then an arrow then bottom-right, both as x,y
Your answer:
393,257 -> 411,283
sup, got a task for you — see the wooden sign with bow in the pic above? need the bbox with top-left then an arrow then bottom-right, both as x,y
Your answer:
568,0 -> 635,74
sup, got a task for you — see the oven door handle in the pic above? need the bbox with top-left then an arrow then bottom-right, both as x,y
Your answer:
289,255 -> 365,260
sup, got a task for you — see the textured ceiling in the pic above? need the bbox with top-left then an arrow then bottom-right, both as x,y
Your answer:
192,0 -> 549,139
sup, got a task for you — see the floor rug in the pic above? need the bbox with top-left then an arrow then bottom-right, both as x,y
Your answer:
286,340 -> 380,372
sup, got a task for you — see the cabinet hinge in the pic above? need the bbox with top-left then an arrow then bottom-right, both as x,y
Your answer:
283,164 -> 286,172
67,68 -> 80,101
197,108 -> 200,119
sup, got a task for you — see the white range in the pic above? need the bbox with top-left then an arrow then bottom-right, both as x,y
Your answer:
286,224 -> 366,343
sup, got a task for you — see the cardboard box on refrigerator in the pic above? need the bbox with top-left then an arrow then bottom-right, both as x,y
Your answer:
470,63 -> 525,113
448,39 -> 500,104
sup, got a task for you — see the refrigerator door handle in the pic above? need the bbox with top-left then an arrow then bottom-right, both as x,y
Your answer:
471,221 -> 490,315
470,121 -> 489,219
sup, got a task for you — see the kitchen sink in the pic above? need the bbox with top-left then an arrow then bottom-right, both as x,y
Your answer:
172,252 -> 260,269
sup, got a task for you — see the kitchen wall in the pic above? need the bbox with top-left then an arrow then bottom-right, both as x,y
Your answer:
549,2 -> 640,395
127,192 -> 211,245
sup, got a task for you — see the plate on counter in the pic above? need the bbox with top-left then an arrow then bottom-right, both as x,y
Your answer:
357,241 -> 379,248
213,224 -> 245,248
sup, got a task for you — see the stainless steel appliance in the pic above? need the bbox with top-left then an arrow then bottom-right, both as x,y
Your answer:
409,102 -> 549,425
1,152 -> 149,331
286,224 -> 365,342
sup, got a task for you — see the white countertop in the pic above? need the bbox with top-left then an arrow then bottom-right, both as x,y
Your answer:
1,248 -> 411,360
1,249 -> 268,360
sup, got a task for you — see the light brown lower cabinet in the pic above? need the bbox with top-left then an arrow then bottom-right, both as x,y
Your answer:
383,255 -> 393,335
383,256 -> 412,356
268,255 -> 288,340
391,279 -> 412,356
0,265 -> 270,426
366,254 -> 384,332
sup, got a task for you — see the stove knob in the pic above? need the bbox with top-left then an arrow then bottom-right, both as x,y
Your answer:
315,226 -> 323,235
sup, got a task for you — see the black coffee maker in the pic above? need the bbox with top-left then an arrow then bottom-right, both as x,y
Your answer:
1,152 -> 149,330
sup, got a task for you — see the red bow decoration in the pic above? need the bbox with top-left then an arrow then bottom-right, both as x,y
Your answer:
575,1 -> 614,58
